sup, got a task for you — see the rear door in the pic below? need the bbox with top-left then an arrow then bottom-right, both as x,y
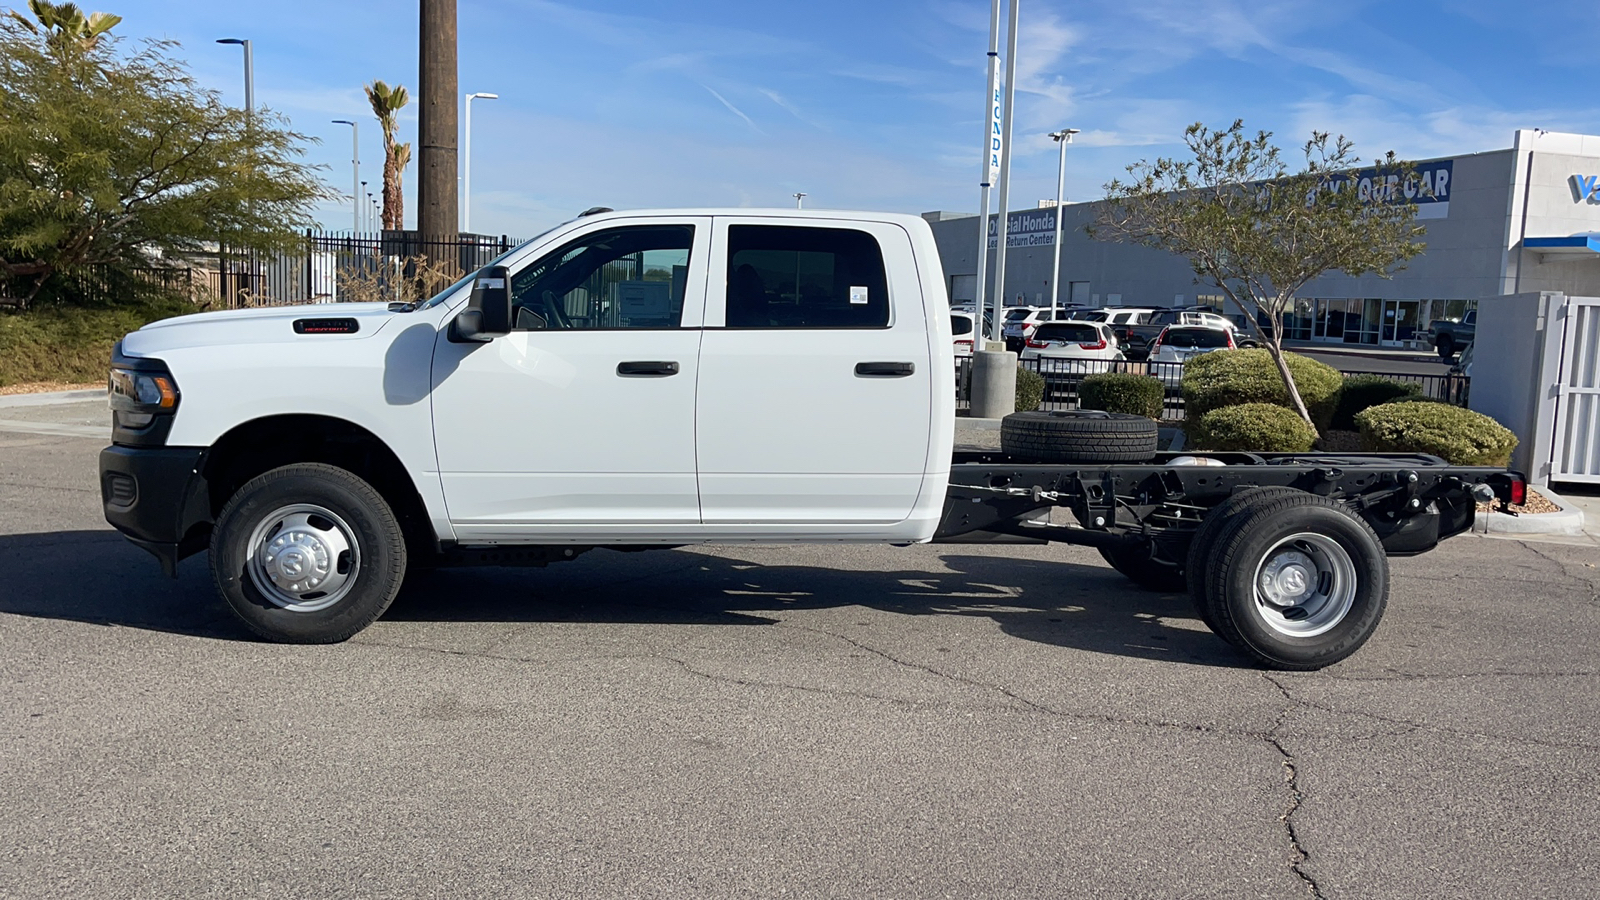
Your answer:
695,217 -> 932,528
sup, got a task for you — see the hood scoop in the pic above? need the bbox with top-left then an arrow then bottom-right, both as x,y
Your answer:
293,317 -> 360,335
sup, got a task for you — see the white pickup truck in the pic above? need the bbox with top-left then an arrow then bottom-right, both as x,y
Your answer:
100,208 -> 1522,670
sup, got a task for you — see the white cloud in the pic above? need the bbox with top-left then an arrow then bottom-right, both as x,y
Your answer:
703,85 -> 765,135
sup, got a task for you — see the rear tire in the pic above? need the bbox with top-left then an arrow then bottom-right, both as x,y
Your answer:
210,463 -> 407,644
1000,410 -> 1158,463
1185,487 -> 1308,637
1200,494 -> 1388,670
1435,335 -> 1455,359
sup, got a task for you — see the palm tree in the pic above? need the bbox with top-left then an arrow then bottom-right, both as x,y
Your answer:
8,1 -> 122,55
364,80 -> 410,231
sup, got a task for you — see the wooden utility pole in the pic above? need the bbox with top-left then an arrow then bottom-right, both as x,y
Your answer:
417,0 -> 458,245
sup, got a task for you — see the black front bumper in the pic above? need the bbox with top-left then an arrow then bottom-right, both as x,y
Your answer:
99,445 -> 211,577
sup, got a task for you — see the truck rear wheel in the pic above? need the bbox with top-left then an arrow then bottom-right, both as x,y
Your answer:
1434,334 -> 1455,359
1199,493 -> 1388,670
210,463 -> 407,644
1000,410 -> 1157,463
1184,487 -> 1307,638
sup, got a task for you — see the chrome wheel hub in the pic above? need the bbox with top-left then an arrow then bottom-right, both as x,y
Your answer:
1251,533 -> 1357,639
245,504 -> 360,613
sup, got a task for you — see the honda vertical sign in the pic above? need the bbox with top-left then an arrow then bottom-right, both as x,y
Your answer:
988,86 -> 1003,183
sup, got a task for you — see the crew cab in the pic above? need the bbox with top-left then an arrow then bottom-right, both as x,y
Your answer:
100,208 -> 1524,670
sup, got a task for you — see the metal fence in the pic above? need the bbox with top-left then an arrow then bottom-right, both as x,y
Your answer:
955,357 -> 1470,421
217,231 -> 522,308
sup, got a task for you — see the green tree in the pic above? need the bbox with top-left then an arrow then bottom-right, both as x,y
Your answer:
364,79 -> 409,231
1090,120 -> 1426,433
0,3 -> 328,309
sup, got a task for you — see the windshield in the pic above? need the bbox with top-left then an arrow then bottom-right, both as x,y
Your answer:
1163,327 -> 1230,348
1033,323 -> 1101,343
1081,310 -> 1110,322
1005,309 -> 1033,321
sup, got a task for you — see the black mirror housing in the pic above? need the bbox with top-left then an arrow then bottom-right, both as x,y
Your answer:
450,265 -> 512,343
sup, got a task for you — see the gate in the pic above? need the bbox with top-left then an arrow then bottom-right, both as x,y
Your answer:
1552,296 -> 1600,482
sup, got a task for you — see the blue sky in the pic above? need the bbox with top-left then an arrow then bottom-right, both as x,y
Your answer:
91,0 -> 1600,238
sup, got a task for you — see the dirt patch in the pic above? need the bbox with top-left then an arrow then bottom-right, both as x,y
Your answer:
1477,488 -> 1562,516
0,381 -> 104,396
1316,429 -> 1363,452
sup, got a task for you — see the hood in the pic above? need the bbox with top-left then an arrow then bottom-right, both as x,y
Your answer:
123,302 -> 405,357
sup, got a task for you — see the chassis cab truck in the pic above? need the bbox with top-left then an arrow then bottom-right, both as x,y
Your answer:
99,209 -> 1523,670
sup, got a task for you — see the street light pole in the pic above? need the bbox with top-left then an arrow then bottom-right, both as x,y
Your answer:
988,0 -> 1020,345
463,91 -> 498,233
215,38 -> 253,118
332,120 -> 359,233
1047,128 -> 1079,319
793,192 -> 806,209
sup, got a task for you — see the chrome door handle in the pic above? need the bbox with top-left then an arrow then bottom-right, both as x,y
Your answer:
855,361 -> 915,377
617,361 -> 680,377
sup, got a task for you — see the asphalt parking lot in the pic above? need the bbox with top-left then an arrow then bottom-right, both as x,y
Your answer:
3,398 -> 1598,899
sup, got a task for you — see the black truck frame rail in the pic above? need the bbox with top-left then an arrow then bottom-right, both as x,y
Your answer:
934,450 -> 1523,556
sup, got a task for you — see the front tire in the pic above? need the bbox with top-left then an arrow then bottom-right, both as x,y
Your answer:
1200,494 -> 1388,670
210,463 -> 407,643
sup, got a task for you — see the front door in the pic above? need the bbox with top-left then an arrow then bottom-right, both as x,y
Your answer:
431,218 -> 711,541
694,217 -> 933,530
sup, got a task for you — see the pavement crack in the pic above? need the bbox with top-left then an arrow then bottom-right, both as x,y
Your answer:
1262,674 -> 1326,900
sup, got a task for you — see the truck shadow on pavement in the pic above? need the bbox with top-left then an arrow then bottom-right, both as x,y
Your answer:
0,532 -> 1255,668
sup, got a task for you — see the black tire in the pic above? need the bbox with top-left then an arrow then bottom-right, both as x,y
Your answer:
1098,541 -> 1187,592
1434,335 -> 1455,359
1184,487 -> 1309,638
1000,410 -> 1158,463
1200,493 -> 1388,670
210,463 -> 407,643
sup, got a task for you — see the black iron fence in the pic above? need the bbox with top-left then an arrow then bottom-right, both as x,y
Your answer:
955,357 -> 1470,421
217,230 -> 522,308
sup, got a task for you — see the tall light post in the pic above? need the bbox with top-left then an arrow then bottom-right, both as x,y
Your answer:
1047,128 -> 1079,318
463,91 -> 498,233
988,0 -> 1020,342
332,120 -> 359,233
215,38 -> 253,117
360,181 -> 370,231
793,192 -> 806,209
973,0 -> 1001,325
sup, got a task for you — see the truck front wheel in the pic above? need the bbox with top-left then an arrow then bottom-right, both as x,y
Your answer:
210,463 -> 407,643
1199,494 -> 1388,670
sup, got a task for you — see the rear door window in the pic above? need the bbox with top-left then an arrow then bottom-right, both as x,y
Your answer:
1032,323 -> 1102,344
950,314 -> 973,336
1164,328 -> 1231,348
725,225 -> 889,329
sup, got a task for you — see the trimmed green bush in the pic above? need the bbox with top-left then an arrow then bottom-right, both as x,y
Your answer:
1355,401 -> 1518,465
1015,365 -> 1044,412
1080,372 -> 1164,419
1330,374 -> 1423,431
1191,403 -> 1318,452
1181,349 -> 1342,430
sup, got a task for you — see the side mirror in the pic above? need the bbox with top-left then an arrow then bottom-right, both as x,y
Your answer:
449,265 -> 512,343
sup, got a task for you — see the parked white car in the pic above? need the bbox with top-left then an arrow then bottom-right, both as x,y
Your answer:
1019,320 -> 1124,395
1147,325 -> 1236,387
950,309 -> 993,358
1002,306 -> 1087,350
1078,307 -> 1161,328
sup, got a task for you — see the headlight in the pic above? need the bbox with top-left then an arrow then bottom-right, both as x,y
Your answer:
108,366 -> 179,429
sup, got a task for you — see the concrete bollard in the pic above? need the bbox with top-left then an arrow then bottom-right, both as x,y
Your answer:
969,348 -> 1017,419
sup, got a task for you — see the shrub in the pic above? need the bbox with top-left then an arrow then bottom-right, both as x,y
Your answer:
1080,372 -> 1164,419
1181,349 -> 1342,430
1330,374 -> 1423,431
1191,403 -> 1318,452
1015,365 -> 1044,412
1355,401 -> 1518,465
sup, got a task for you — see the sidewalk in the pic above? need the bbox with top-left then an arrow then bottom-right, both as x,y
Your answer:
1281,340 -> 1443,365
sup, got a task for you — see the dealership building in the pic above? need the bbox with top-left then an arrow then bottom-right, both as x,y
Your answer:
923,129 -> 1600,347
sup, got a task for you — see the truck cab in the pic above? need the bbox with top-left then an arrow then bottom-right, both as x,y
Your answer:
101,209 -> 955,641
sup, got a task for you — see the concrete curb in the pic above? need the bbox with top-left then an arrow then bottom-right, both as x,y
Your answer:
0,388 -> 105,408
1472,487 -> 1587,536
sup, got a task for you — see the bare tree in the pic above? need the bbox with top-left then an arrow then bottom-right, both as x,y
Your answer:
1091,120 -> 1427,432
